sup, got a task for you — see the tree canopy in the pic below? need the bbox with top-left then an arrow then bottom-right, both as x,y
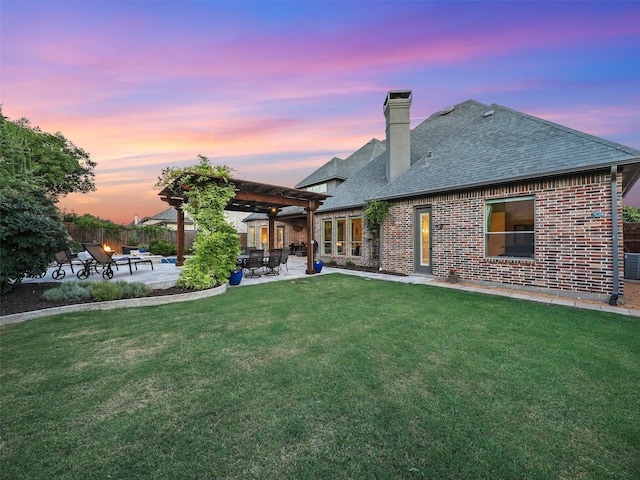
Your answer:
0,111 -> 96,292
0,110 -> 96,196
623,206 -> 640,223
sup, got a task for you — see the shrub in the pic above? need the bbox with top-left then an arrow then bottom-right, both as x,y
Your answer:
42,280 -> 153,303
121,281 -> 151,298
91,281 -> 124,302
148,239 -> 176,256
345,260 -> 356,269
0,181 -> 69,293
42,281 -> 93,302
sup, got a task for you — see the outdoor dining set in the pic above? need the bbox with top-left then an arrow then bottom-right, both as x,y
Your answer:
237,248 -> 289,278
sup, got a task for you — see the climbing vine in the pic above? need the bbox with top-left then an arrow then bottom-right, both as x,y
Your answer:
363,200 -> 391,264
156,155 -> 240,290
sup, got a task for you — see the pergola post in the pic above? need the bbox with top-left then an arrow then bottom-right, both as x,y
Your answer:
305,202 -> 318,275
268,208 -> 278,251
175,205 -> 185,266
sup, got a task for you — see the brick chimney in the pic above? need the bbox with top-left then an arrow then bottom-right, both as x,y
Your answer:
384,90 -> 412,182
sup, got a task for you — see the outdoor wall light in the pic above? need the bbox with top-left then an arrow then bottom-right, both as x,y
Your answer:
593,211 -> 604,218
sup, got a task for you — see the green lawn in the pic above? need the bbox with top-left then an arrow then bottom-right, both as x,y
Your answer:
1,274 -> 639,479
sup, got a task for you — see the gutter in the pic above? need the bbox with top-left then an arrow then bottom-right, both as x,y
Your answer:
609,165 -> 620,305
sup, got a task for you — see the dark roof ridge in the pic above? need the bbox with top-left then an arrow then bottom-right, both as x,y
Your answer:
490,103 -> 640,158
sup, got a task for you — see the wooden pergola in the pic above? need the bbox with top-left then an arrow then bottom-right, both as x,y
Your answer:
158,174 -> 330,275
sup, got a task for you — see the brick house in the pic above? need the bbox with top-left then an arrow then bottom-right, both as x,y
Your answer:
246,90 -> 640,303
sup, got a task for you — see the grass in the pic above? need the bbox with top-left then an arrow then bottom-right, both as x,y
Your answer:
1,273 -> 639,479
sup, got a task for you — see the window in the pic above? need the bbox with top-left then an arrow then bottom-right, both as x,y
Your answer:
307,183 -> 328,193
350,217 -> 362,256
277,226 -> 285,248
323,220 -> 332,255
486,197 -> 535,258
248,226 -> 256,248
336,218 -> 346,255
261,227 -> 268,250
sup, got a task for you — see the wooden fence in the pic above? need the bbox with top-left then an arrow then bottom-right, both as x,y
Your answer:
62,223 -> 196,254
624,223 -> 640,253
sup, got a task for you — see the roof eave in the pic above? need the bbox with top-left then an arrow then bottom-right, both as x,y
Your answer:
370,160 -> 640,203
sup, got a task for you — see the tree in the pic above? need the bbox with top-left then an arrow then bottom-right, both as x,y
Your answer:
623,205 -> 640,223
0,110 -> 96,195
156,155 -> 240,290
0,111 -> 96,292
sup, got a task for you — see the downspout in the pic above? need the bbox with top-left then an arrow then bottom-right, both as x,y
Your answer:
609,165 -> 620,305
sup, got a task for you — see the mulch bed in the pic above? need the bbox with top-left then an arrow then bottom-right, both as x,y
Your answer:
0,282 -> 190,317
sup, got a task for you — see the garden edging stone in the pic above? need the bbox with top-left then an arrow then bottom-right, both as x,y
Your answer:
0,284 -> 227,326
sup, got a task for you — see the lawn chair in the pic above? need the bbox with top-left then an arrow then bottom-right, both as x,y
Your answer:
77,243 -> 153,280
263,249 -> 282,276
279,247 -> 290,271
51,250 -> 76,280
244,249 -> 264,278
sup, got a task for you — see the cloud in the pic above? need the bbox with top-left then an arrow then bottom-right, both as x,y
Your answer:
4,0 -> 639,222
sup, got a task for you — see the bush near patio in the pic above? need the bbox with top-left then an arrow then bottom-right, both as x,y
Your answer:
2,274 -> 638,479
148,239 -> 177,257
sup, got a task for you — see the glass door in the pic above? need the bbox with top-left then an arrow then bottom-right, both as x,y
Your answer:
414,207 -> 432,274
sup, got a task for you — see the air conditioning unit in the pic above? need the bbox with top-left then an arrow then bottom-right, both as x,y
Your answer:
624,253 -> 640,280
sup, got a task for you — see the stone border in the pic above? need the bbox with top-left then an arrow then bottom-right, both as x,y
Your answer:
0,284 -> 227,326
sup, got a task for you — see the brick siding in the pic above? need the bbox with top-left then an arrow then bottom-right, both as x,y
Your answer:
379,172 -> 624,297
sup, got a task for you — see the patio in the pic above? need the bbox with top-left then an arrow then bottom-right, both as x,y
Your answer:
20,255 -> 436,290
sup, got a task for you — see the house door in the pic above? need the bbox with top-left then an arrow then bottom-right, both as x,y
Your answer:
414,207 -> 432,275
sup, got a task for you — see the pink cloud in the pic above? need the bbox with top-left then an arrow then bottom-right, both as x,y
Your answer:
4,1 -> 639,224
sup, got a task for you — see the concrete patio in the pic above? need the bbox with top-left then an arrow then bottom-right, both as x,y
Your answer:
20,255 -> 435,289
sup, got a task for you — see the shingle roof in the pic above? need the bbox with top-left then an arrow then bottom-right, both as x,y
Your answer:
296,157 -> 346,188
377,102 -> 640,201
296,139 -> 385,189
316,152 -> 389,212
143,207 -> 194,224
317,99 -> 640,212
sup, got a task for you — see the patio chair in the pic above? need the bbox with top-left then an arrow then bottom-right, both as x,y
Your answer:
279,247 -> 290,271
244,249 -> 264,278
263,249 -> 282,276
51,250 -> 76,280
77,243 -> 153,280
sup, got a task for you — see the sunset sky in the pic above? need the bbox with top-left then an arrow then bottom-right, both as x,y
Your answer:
2,0 -> 639,224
